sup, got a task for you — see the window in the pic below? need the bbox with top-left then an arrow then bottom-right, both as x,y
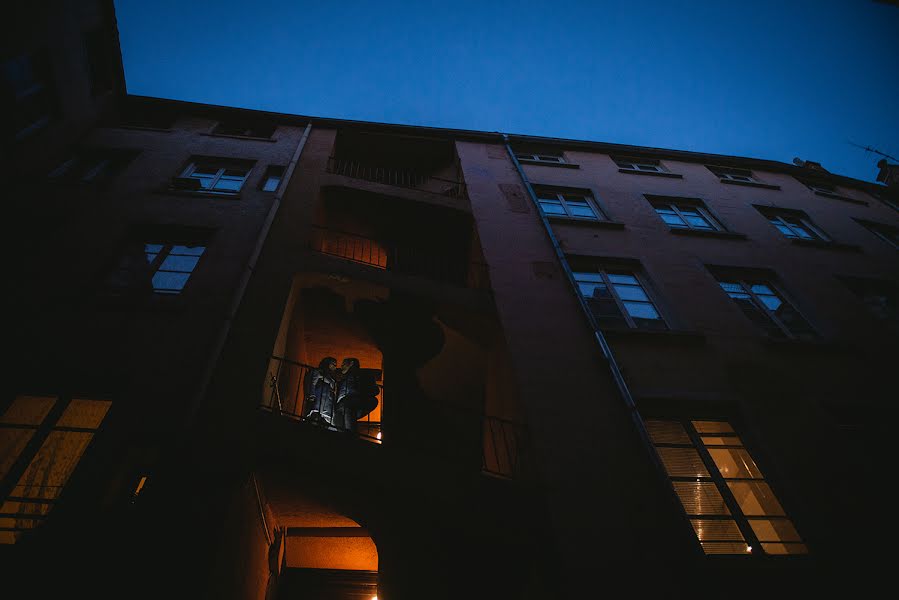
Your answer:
0,395 -> 112,544
83,29 -> 115,95
212,120 -> 275,139
801,180 -> 836,195
614,156 -> 666,173
515,152 -> 566,164
572,267 -> 667,330
707,165 -> 757,183
856,219 -> 899,250
534,188 -> 606,220
756,207 -> 829,241
645,418 -> 807,556
177,158 -> 253,194
48,148 -> 136,184
3,51 -> 55,140
715,276 -> 816,339
104,228 -> 209,296
839,277 -> 899,326
261,165 -> 285,192
650,198 -> 723,231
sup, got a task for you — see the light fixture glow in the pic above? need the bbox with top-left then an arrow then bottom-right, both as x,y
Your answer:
746,545 -> 752,553
376,431 -> 382,440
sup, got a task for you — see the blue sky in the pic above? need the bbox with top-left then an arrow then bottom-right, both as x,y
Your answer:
115,0 -> 898,182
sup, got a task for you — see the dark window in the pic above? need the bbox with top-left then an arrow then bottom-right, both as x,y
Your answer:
650,198 -> 723,231
48,148 -> 136,184
176,157 -> 254,194
573,267 -> 667,330
707,165 -> 757,183
0,395 -> 112,545
756,207 -> 829,241
261,165 -> 284,192
534,187 -> 605,220
716,277 -> 816,339
104,228 -> 210,296
515,152 -> 566,164
614,156 -> 666,172
83,29 -> 115,95
2,51 -> 55,140
839,276 -> 899,326
645,418 -> 807,556
212,120 -> 275,139
856,219 -> 899,250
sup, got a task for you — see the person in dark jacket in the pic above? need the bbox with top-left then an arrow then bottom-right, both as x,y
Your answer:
304,357 -> 338,424
334,357 -> 379,432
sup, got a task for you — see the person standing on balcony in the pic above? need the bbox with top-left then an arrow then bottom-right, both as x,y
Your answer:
334,357 -> 379,433
304,357 -> 338,425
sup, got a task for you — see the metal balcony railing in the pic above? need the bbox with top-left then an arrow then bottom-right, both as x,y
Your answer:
261,355 -> 528,479
326,156 -> 466,199
309,225 -> 490,290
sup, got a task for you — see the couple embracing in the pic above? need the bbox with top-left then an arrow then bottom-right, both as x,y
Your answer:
304,357 -> 379,432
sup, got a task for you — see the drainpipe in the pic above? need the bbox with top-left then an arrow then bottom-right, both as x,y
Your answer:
183,123 -> 314,431
501,135 -> 663,469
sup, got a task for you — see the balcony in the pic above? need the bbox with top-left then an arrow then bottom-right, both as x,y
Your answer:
261,355 -> 528,479
309,225 -> 490,291
326,156 -> 466,200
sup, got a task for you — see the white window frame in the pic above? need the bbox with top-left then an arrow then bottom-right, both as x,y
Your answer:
717,278 -> 816,339
515,152 -> 566,164
652,200 -> 723,231
709,166 -> 758,183
535,189 -> 605,220
573,268 -> 668,330
180,160 -> 251,194
614,157 -> 666,173
763,211 -> 829,241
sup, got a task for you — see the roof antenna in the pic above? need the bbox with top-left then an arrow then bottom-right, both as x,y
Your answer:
848,141 -> 898,163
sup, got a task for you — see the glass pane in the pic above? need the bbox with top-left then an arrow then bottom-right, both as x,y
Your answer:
690,519 -> 745,541
1,396 -> 56,425
793,226 -> 814,240
718,281 -> 742,294
749,518 -> 802,542
144,243 -> 164,254
685,215 -> 714,229
263,176 -> 280,192
538,200 -> 566,215
170,245 -> 205,256
645,420 -> 691,444
191,174 -> 215,189
700,436 -> 744,447
12,431 -> 94,501
636,164 -> 661,172
727,481 -> 786,516
775,305 -> 816,338
623,301 -> 660,320
749,284 -> 774,295
708,448 -> 764,479
656,447 -> 709,478
701,542 -> 752,555
761,542 -> 808,555
212,176 -> 244,191
692,421 -> 735,434
190,165 -> 218,177
660,214 -> 686,227
151,271 -> 190,293
587,298 -> 622,318
56,399 -> 111,429
758,294 -> 782,311
1,429 -> 35,480
671,481 -> 730,515
568,205 -> 597,218
159,254 -> 200,273
579,283 -> 611,299
614,285 -> 649,302
607,273 -> 638,285
573,272 -> 602,283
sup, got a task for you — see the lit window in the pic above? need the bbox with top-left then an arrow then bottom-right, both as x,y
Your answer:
614,156 -> 667,173
856,219 -> 899,250
261,165 -> 285,192
105,228 -> 209,296
0,395 -> 111,544
572,267 -> 667,330
650,199 -> 723,231
515,152 -> 566,164
707,165 -> 759,184
756,207 -> 829,241
645,418 -> 807,556
716,276 -> 816,339
3,51 -> 55,140
177,158 -> 253,194
535,188 -> 606,220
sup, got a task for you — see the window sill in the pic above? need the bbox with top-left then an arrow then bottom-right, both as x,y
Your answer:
519,159 -> 580,169
601,327 -> 706,345
719,179 -> 781,190
618,168 -> 683,179
548,216 -> 626,229
814,190 -> 868,205
157,187 -> 243,200
790,239 -> 862,252
200,132 -> 276,142
669,228 -> 747,240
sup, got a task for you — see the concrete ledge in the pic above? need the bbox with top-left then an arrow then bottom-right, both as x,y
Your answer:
669,228 -> 747,240
720,179 -> 781,190
618,168 -> 683,179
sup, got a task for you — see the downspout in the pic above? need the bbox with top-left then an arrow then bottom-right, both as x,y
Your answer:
501,135 -> 663,468
183,123 -> 314,430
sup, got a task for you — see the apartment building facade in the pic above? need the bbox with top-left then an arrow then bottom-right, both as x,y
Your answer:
3,3 -> 898,598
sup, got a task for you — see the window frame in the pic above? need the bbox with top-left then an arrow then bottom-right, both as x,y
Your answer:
534,187 -> 607,221
48,148 -> 137,184
260,165 -> 285,192
856,219 -> 899,250
646,417 -> 808,557
649,198 -> 724,232
179,158 -> 253,194
707,165 -> 758,184
715,276 -> 817,340
572,266 -> 669,330
614,156 -> 667,173
515,152 -> 567,164
758,208 -> 830,242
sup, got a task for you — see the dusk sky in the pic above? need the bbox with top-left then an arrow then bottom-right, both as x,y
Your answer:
115,0 -> 898,182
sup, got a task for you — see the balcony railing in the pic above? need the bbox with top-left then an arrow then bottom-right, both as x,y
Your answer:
261,355 -> 528,479
309,225 -> 490,290
326,156 -> 466,199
